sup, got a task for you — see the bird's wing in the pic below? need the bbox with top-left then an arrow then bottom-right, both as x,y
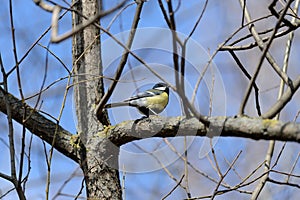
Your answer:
124,89 -> 159,101
105,90 -> 157,108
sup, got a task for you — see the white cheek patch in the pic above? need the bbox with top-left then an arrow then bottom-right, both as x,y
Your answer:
155,86 -> 166,91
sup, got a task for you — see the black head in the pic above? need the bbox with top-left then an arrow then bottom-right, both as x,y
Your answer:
153,82 -> 169,94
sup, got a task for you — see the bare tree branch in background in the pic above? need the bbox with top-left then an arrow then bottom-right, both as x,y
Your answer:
1,0 -> 300,199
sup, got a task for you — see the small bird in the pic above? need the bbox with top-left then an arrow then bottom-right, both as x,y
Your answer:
104,83 -> 169,117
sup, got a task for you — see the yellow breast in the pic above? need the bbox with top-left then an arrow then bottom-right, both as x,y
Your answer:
147,92 -> 169,113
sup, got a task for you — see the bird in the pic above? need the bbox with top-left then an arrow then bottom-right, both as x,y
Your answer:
104,82 -> 169,117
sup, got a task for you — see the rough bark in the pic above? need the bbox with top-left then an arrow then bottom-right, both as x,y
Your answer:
0,87 -> 78,162
1,83 -> 300,199
72,0 -> 121,199
2,88 -> 298,149
107,116 -> 300,146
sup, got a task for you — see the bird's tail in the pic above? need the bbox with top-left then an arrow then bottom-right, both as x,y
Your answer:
104,102 -> 130,108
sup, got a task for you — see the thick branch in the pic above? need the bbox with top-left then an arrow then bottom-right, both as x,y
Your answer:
0,87 -> 79,162
107,116 -> 300,146
2,84 -> 299,164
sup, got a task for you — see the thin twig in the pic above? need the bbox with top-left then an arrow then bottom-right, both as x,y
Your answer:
267,177 -> 300,189
9,0 -> 26,195
251,1 -> 298,198
190,15 -> 270,105
162,174 -> 185,200
121,165 -> 126,200
183,137 -> 191,198
210,139 -> 222,177
7,1 -> 73,76
1,54 -> 25,200
10,0 -> 24,100
251,141 -> 275,200
95,1 -> 145,119
238,0 -> 294,115
52,167 -> 82,199
262,75 -> 300,118
158,0 -> 171,28
210,151 -> 242,200
270,169 -> 300,178
166,0 -> 181,115
107,2 -> 135,31
272,142 -> 286,168
132,142 -> 188,191
262,0 -> 300,119
229,50 -> 261,116
38,43 -> 71,74
286,152 -> 300,182
48,0 -> 128,43
163,138 -> 251,194
180,0 -> 208,117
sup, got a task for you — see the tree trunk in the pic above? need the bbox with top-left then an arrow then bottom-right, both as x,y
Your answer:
72,0 -> 121,198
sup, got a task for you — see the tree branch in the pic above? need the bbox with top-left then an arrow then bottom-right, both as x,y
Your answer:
95,0 -> 145,120
107,116 -> 300,147
0,87 -> 79,162
2,84 -> 300,167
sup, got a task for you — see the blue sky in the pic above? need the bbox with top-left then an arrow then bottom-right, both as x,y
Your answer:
0,0 -> 299,199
